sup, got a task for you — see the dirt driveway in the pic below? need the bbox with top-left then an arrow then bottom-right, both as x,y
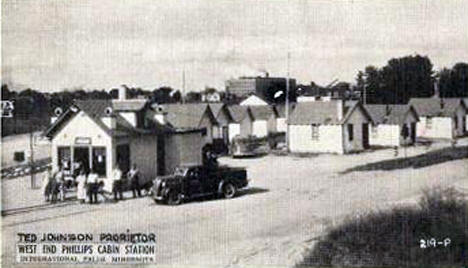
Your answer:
2,142 -> 468,267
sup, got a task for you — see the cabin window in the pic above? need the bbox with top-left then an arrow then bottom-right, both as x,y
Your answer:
348,124 -> 354,141
371,125 -> 378,138
426,117 -> 432,129
311,124 -> 319,140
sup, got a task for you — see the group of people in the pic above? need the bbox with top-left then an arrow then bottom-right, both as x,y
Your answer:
42,163 -> 142,204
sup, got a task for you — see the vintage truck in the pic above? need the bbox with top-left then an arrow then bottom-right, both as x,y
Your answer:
150,165 -> 248,205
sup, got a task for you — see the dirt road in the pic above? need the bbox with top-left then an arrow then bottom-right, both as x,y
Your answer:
2,144 -> 468,267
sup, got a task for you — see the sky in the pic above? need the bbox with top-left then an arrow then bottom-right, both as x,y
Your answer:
2,0 -> 468,92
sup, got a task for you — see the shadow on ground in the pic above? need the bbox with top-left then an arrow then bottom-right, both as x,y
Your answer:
341,146 -> 468,174
296,187 -> 468,268
149,186 -> 269,206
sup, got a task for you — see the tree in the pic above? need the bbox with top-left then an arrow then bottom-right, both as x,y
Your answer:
354,71 -> 365,93
363,66 -> 382,104
185,91 -> 201,103
438,63 -> 468,97
357,55 -> 435,104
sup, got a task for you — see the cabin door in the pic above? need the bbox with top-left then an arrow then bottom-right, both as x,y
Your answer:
73,147 -> 90,173
410,122 -> 417,143
362,123 -> 369,149
222,126 -> 229,145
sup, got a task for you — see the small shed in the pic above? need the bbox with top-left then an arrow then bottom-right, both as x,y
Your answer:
208,103 -> 232,144
248,105 -> 278,137
152,103 -> 218,144
288,100 -> 373,154
226,105 -> 254,141
273,104 -> 296,133
409,98 -> 467,139
365,104 -> 419,147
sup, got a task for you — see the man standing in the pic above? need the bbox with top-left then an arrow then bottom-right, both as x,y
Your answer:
128,164 -> 141,198
112,165 -> 123,201
87,169 -> 99,204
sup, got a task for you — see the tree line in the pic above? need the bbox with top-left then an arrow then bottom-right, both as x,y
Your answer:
1,54 -> 467,136
0,84 -> 222,136
354,55 -> 468,104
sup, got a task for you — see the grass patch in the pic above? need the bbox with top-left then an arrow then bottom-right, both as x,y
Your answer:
342,146 -> 468,174
297,187 -> 468,267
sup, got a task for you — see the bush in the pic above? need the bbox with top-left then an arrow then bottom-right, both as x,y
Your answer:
297,187 -> 468,267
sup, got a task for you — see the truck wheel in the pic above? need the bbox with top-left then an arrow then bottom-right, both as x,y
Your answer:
167,191 -> 182,206
223,183 -> 236,199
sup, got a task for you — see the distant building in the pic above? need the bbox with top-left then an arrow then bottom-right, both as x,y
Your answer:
365,104 -> 419,147
239,94 -> 269,106
409,98 -> 467,139
225,74 -> 296,103
201,91 -> 221,102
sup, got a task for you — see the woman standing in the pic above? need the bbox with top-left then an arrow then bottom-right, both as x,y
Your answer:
42,166 -> 53,202
76,169 -> 87,203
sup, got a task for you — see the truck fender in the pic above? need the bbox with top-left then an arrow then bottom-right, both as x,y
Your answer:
217,181 -> 225,194
162,187 -> 172,197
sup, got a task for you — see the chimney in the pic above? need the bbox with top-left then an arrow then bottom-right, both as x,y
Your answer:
119,85 -> 127,100
336,99 -> 344,121
101,106 -> 116,128
152,104 -> 167,124
51,107 -> 63,124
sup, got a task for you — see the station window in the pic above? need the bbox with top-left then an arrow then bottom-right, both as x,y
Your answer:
92,147 -> 107,177
57,147 -> 71,169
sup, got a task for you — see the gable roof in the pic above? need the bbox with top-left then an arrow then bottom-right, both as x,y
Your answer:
409,98 -> 465,117
240,94 -> 269,106
44,99 -> 167,138
208,103 -> 232,119
364,104 -> 419,125
160,103 -> 216,128
248,105 -> 276,120
273,104 -> 296,118
226,105 -> 251,123
289,100 -> 373,125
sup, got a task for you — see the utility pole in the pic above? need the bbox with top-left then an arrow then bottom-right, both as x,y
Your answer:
182,68 -> 186,104
29,124 -> 35,189
285,52 -> 291,152
363,85 -> 367,105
